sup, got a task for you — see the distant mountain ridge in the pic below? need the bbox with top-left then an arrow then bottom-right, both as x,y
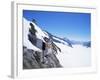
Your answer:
44,30 -> 91,48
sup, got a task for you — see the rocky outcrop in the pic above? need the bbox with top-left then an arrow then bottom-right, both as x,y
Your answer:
23,46 -> 62,69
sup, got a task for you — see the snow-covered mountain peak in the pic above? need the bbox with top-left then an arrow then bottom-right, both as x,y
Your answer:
23,18 -> 91,68
23,18 -> 91,51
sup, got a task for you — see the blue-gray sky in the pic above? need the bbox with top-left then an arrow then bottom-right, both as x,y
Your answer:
23,10 -> 91,41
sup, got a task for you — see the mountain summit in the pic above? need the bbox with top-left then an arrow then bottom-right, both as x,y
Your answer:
23,18 -> 91,69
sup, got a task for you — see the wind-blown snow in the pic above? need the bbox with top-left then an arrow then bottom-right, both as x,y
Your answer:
55,42 -> 91,67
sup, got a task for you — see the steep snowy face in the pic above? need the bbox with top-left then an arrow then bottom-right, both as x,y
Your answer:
23,18 -> 63,53
23,18 -> 49,39
30,21 -> 49,42
23,18 -> 42,52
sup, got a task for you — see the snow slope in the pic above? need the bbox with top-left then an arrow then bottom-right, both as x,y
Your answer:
53,36 -> 69,46
23,18 -> 42,52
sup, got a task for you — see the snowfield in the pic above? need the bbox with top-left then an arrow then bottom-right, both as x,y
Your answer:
55,42 -> 91,67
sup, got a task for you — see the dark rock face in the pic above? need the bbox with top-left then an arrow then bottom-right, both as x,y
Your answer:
23,46 -> 62,69
23,46 -> 40,69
